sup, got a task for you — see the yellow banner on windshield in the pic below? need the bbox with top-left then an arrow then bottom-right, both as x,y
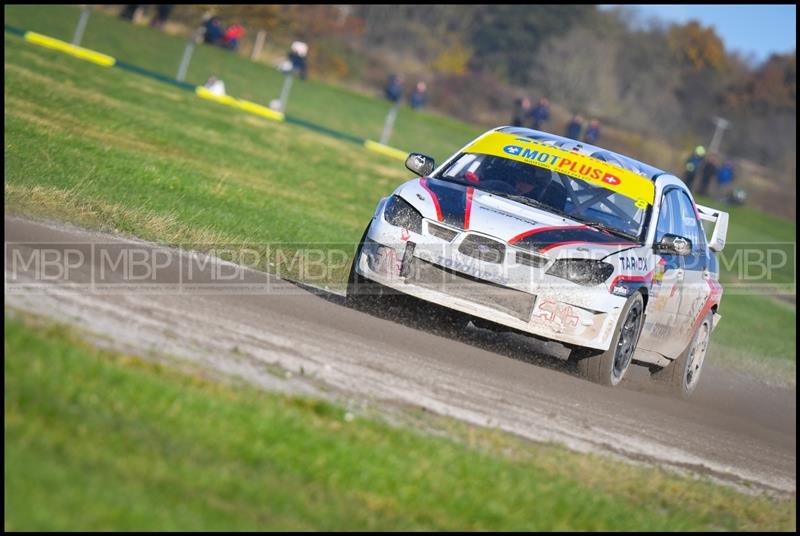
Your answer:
465,132 -> 655,207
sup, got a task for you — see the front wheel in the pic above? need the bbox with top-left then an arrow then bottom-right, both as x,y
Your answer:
345,222 -> 405,312
652,310 -> 713,398
572,292 -> 645,387
345,223 -> 383,311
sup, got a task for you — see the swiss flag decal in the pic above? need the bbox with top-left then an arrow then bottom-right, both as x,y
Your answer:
602,173 -> 621,185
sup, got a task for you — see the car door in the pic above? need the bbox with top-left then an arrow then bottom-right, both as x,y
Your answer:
638,188 -> 688,357
672,190 -> 711,350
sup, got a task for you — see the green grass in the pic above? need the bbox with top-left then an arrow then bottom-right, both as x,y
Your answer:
4,4 -> 481,162
5,310 -> 795,531
695,193 -> 796,286
692,194 -> 796,379
4,30 -> 408,281
709,293 -> 796,380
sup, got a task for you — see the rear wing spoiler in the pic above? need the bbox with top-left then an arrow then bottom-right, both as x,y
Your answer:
696,204 -> 729,252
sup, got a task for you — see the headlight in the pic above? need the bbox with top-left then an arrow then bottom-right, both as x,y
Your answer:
546,259 -> 614,286
383,195 -> 423,233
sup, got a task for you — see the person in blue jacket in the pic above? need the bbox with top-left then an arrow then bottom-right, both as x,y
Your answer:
584,119 -> 601,144
409,81 -> 427,110
203,16 -> 224,46
384,74 -> 403,104
565,114 -> 584,140
527,97 -> 550,130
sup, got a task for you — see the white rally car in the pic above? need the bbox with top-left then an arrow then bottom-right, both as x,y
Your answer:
347,127 -> 728,397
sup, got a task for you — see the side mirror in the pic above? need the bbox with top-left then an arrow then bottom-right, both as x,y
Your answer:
655,234 -> 693,256
405,153 -> 435,177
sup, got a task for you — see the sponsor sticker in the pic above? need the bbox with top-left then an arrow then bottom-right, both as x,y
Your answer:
535,300 -> 579,327
612,285 -> 630,296
466,132 -> 655,206
618,255 -> 649,272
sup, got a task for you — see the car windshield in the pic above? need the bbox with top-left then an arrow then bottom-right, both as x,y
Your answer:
434,153 -> 649,240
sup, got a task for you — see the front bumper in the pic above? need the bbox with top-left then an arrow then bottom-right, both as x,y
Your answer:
357,217 -> 628,351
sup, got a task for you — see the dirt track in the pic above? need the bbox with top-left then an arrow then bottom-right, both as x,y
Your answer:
4,215 -> 796,495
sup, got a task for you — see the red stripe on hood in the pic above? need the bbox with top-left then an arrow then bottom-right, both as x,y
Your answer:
508,225 -> 589,245
464,187 -> 475,229
419,177 -> 443,222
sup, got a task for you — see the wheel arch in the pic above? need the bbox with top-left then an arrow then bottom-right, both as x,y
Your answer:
637,287 -> 649,308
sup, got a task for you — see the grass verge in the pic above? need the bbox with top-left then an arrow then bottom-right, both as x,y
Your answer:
5,310 -> 796,530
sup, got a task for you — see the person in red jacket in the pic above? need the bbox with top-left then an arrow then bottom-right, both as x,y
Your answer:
222,24 -> 245,51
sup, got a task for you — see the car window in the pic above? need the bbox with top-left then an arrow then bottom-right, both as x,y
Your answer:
655,190 -> 682,242
436,153 -> 646,239
675,191 -> 707,252
443,154 -> 478,178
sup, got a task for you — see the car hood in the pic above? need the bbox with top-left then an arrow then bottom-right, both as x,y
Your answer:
395,177 -> 639,258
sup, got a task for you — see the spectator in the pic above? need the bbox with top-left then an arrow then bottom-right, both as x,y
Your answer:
697,153 -> 719,196
409,81 -> 428,110
288,41 -> 309,80
222,23 -> 245,51
203,16 -> 224,46
511,97 -> 531,127
716,160 -> 735,202
683,145 -> 706,190
583,119 -> 601,144
565,114 -> 584,140
120,5 -> 140,21
150,5 -> 174,30
527,97 -> 550,130
203,75 -> 226,97
384,74 -> 403,104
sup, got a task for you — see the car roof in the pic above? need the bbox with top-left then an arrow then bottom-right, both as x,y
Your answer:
497,126 -> 667,181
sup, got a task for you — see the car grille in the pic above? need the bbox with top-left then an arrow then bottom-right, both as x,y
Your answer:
406,258 -> 535,321
427,222 -> 459,242
458,234 -> 506,264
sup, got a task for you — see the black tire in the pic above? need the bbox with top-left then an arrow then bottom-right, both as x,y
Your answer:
573,292 -> 645,387
345,222 -> 402,312
345,223 -> 380,311
346,224 -> 467,335
652,309 -> 713,399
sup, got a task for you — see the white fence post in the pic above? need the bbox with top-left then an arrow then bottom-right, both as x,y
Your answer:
379,103 -> 400,146
277,73 -> 294,112
72,5 -> 92,46
251,30 -> 267,61
176,27 -> 205,83
709,116 -> 731,155
176,40 -> 195,82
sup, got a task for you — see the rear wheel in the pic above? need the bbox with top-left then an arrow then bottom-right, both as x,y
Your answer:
652,310 -> 713,398
573,292 -> 645,387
